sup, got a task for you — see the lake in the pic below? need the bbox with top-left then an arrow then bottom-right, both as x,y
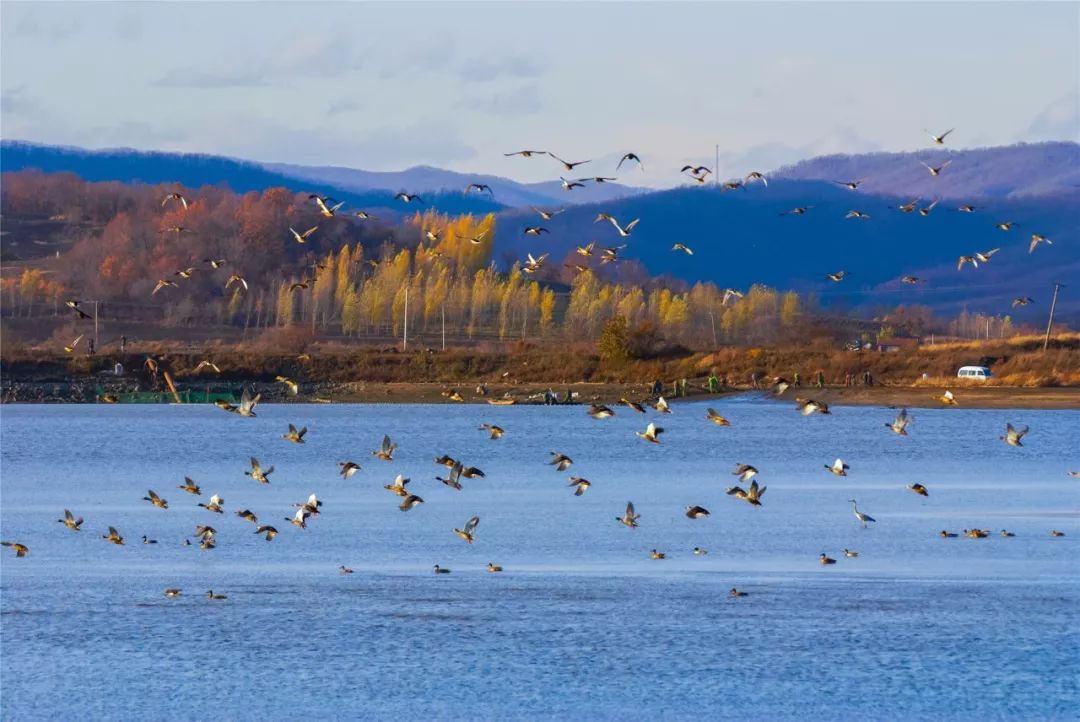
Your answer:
1,397 -> 1078,720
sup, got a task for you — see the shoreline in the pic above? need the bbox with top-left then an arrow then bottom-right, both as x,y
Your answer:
2,380 -> 1078,409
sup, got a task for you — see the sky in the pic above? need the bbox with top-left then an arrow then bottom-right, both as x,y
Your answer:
2,1 -> 1078,188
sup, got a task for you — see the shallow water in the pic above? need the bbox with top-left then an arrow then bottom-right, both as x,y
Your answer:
1,397 -> 1078,720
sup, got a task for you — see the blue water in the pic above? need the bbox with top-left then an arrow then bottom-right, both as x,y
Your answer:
2,397 -> 1078,720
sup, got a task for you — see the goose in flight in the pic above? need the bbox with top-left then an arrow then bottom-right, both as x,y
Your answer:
194,360 -> 221,374
523,253 -> 549,274
372,435 -> 397,461
795,398 -> 830,415
385,474 -> 411,497
437,461 -> 464,491
907,483 -> 929,497
523,226 -> 549,236
399,494 -> 424,512
504,150 -> 545,157
834,179 -> 865,190
479,423 -> 504,440
574,240 -> 600,257
685,505 -> 710,519
886,408 -> 912,436
531,206 -> 565,220
587,403 -> 615,419
1029,234 -> 1052,253
103,526 -> 125,545
705,408 -> 731,426
178,477 -> 201,495
733,464 -> 758,482
825,271 -> 847,282
921,160 -> 952,176
680,165 -> 711,178
569,477 -> 591,496
245,457 -> 274,484
282,424 -> 307,444
237,388 -> 260,417
937,389 -> 957,405
289,226 -> 318,244
1012,297 -> 1034,307
727,480 -> 766,506
143,490 -> 169,509
198,493 -> 225,514
235,509 -> 258,525
453,516 -> 480,544
1,542 -> 28,557
58,509 -> 84,531
926,128 -> 954,145
152,279 -> 178,295
63,335 -> 83,353
66,299 -> 93,319
394,192 -> 423,204
825,458 -> 850,476
671,243 -> 693,255
636,422 -> 664,444
849,499 -> 876,528
465,183 -> 493,195
548,153 -> 590,171
225,274 -> 248,291
744,171 -> 767,186
845,210 -> 870,220
617,153 -> 644,172
338,461 -> 361,479
559,177 -> 587,191
162,192 -> 189,209
548,452 -> 573,471
1000,423 -> 1029,447
605,216 -> 640,237
311,196 -> 344,218
616,501 -> 640,528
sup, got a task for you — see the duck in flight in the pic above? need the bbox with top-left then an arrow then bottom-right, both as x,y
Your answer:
548,153 -> 590,171
926,128 -> 954,145
394,192 -> 423,204
372,435 -> 397,461
705,408 -> 731,426
616,501 -> 640,528
1029,234 -> 1052,253
289,226 -> 318,244
143,490 -> 169,509
1000,423 -> 1029,447
617,153 -> 644,172
162,192 -> 189,209
1,542 -> 28,557
453,516 -> 480,544
505,150 -> 545,158
825,458 -> 850,476
245,457 -> 274,484
886,408 -> 912,436
727,480 -> 766,507
569,477 -> 591,496
636,422 -> 664,444
58,509 -> 84,531
921,160 -> 952,176
282,424 -> 307,444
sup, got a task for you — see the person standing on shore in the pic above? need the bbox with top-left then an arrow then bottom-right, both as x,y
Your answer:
707,373 -> 719,393
793,371 -> 801,387
120,335 -> 126,353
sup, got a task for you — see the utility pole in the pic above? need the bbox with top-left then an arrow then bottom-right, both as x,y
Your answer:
441,305 -> 446,351
403,287 -> 409,352
1043,282 -> 1063,351
94,300 -> 100,351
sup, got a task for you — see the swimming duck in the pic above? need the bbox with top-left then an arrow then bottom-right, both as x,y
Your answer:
282,424 -> 307,444
940,530 -> 958,538
843,549 -> 859,558
964,529 -> 989,539
143,489 -> 169,509
58,509 -> 84,531
819,554 -> 837,565
453,516 -> 480,544
727,480 -> 766,507
339,566 -> 354,575
825,458 -> 850,476
650,550 -> 666,560
206,590 -> 227,600
372,435 -> 397,461
245,457 -> 274,484
487,563 -> 503,573
102,527 -> 125,545
141,536 -> 158,545
685,506 -> 710,519
433,565 -> 451,574
907,483 -> 929,497
705,408 -> 731,426
617,501 -> 641,528
693,547 -> 708,556
1051,530 -> 1065,537
164,588 -> 182,598
1000,530 -> 1015,537
730,588 -> 749,597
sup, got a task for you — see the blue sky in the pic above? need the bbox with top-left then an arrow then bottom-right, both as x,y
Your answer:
2,1 -> 1077,187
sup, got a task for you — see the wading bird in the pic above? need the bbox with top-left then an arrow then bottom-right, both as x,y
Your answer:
849,499 -> 876,528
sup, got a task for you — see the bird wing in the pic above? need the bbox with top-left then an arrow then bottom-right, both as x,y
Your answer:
465,516 -> 480,534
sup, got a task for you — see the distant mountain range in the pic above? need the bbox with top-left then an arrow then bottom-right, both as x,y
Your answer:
3,139 -> 1077,320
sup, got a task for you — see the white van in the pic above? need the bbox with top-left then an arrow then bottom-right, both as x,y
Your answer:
957,366 -> 992,381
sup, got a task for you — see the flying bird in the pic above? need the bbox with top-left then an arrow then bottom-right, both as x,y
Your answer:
926,128 -> 955,145
394,192 -> 423,204
907,483 -> 929,497
999,423 -> 1029,447
886,408 -> 912,436
744,171 -> 768,186
453,516 -> 480,544
548,153 -> 590,171
57,509 -> 84,531
559,177 -> 586,191
245,457 -> 274,484
282,423 -> 307,444
617,153 -> 644,172
569,477 -> 591,496
733,464 -> 758,482
530,206 -> 565,220
845,210 -> 870,220
178,477 -> 201,495
63,335 -> 83,353
1,542 -> 28,557
504,150 -> 545,157
727,480 -> 766,507
548,452 -> 573,471
921,160 -> 952,176
636,421 -> 664,444
372,435 -> 397,461
672,243 -> 693,255
225,274 -> 248,291
143,490 -> 169,509
685,505 -> 710,519
479,424 -> 504,440
705,408 -> 731,426
834,179 -> 865,190
616,501 -> 640,528
825,271 -> 847,282
152,279 -> 178,295
162,192 -> 189,209
338,461 -> 361,479
1029,234 -> 1052,253
290,226 -> 318,244
825,458 -> 850,477
465,183 -> 493,195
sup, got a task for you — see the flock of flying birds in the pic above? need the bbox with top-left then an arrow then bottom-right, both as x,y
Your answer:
15,128 -> 1072,599
3,378 -> 1074,602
